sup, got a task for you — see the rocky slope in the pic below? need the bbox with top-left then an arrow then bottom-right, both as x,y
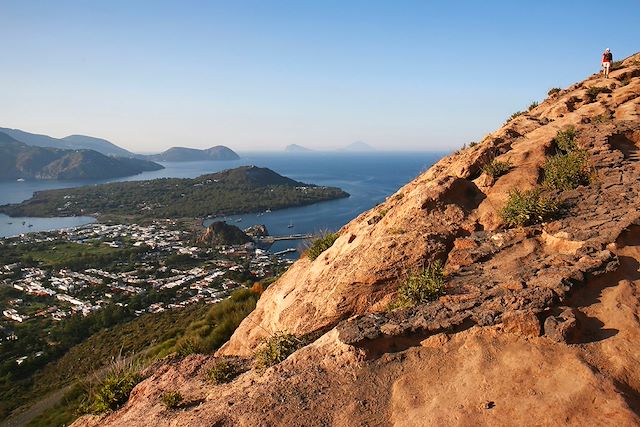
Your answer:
72,53 -> 640,426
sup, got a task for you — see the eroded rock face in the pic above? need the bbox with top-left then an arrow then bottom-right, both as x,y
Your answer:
72,52 -> 640,427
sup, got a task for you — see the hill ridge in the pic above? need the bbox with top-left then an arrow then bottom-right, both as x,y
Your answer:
71,52 -> 640,427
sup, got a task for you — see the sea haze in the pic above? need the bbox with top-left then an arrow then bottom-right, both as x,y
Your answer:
0,152 -> 445,240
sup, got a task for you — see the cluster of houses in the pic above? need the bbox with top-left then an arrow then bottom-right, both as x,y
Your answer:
1,220 -> 293,329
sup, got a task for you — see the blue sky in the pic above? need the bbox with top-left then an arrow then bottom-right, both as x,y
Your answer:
2,0 -> 639,152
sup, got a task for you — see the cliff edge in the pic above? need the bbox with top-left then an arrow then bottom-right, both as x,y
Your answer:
73,52 -> 640,427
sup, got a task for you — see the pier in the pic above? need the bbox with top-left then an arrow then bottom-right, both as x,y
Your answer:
256,233 -> 313,244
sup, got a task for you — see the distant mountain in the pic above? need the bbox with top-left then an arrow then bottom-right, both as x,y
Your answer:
344,141 -> 375,151
285,144 -> 313,152
146,146 -> 240,162
0,131 -> 163,180
0,127 -> 135,157
61,135 -> 133,157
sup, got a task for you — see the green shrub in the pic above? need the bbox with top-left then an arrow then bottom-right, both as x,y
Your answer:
507,111 -> 524,122
500,188 -> 559,227
390,261 -> 446,310
586,86 -> 611,101
82,365 -> 142,414
482,159 -> 512,178
208,359 -> 242,385
175,336 -> 203,357
468,141 -> 478,148
548,87 -> 561,96
254,332 -> 305,371
161,391 -> 183,409
592,112 -> 613,123
543,151 -> 591,191
553,127 -> 577,153
528,101 -> 539,111
306,232 -> 339,260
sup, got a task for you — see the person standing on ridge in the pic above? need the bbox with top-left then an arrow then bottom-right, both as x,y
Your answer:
602,48 -> 613,78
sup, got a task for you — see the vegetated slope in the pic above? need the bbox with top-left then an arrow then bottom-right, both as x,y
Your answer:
0,166 -> 349,218
72,53 -> 640,426
145,146 -> 240,162
0,132 -> 163,180
0,127 -> 134,157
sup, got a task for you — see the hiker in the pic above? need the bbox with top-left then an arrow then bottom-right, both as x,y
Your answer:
602,48 -> 613,78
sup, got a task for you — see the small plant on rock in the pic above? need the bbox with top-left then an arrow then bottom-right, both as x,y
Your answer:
553,127 -> 577,153
482,158 -> 512,178
528,101 -> 539,111
161,391 -> 183,409
548,87 -> 561,96
305,232 -> 339,261
585,86 -> 611,101
390,261 -> 446,310
81,362 -> 143,414
208,359 -> 242,385
507,111 -> 524,122
499,188 -> 559,227
543,150 -> 592,191
175,336 -> 203,357
254,332 -> 305,372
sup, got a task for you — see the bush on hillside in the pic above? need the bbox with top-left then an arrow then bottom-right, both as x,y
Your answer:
390,261 -> 446,310
306,232 -> 339,261
543,151 -> 592,191
553,127 -> 577,153
528,101 -> 539,111
161,391 -> 183,409
507,111 -> 524,122
500,188 -> 559,227
254,332 -> 306,372
548,87 -> 561,96
175,336 -> 204,357
207,359 -> 243,385
482,159 -> 512,178
80,358 -> 143,414
586,86 -> 611,101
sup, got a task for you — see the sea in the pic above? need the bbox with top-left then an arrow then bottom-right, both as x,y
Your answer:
0,152 -> 445,255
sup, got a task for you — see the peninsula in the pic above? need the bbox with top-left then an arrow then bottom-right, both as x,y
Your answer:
0,166 -> 349,219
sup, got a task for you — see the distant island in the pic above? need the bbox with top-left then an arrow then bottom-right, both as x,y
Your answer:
285,144 -> 313,152
0,166 -> 349,219
0,127 -> 135,158
344,141 -> 375,151
0,131 -> 163,181
144,146 -> 240,162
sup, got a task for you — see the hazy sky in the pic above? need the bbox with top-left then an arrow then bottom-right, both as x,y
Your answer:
2,1 -> 639,153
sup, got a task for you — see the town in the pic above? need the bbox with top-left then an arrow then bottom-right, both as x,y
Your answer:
0,221 -> 294,359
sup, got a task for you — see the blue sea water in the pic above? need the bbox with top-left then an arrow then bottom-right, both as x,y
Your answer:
0,152 -> 445,243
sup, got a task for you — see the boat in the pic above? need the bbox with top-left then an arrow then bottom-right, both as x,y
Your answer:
7,222 -> 12,225
28,224 -> 33,228
287,220 -> 294,228
235,218 -> 242,223
16,178 -> 25,182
